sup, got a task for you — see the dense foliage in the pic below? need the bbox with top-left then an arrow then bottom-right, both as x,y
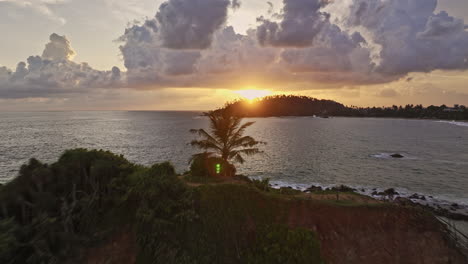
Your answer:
129,163 -> 196,263
0,149 -> 323,264
0,149 -> 136,263
181,184 -> 323,264
221,95 -> 468,120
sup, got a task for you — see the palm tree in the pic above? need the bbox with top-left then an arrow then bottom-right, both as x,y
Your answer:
190,109 -> 264,174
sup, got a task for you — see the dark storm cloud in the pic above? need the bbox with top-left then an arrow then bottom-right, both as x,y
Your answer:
112,0 -> 468,89
344,0 -> 468,77
156,0 -> 234,49
2,0 -> 468,100
256,0 -> 330,47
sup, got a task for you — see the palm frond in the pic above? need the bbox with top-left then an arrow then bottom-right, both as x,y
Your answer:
190,140 -> 222,152
233,154 -> 245,164
190,129 -> 220,145
189,109 -> 264,168
188,152 -> 215,164
232,148 -> 263,156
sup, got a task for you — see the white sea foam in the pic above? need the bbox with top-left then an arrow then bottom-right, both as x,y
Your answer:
436,120 -> 468,127
370,152 -> 417,160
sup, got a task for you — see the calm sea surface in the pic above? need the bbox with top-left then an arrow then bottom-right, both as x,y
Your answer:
1,111 -> 467,206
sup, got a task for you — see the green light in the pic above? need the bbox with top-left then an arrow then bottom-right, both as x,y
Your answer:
215,163 -> 221,174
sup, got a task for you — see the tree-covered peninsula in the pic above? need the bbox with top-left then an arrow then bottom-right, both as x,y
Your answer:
219,95 -> 468,120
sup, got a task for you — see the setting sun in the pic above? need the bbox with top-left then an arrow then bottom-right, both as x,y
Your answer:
234,89 -> 272,101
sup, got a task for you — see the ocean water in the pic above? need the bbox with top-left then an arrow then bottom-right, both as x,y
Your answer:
1,111 -> 467,207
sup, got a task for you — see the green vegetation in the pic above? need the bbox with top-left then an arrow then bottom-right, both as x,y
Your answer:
0,149 -> 137,263
184,184 -> 323,264
190,109 -> 264,177
220,95 -> 468,120
130,163 -> 197,263
0,149 -> 324,264
248,225 -> 322,264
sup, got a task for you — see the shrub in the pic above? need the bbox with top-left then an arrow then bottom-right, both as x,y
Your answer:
0,218 -> 20,264
190,154 -> 236,178
175,184 -> 323,264
0,149 -> 137,264
129,163 -> 197,263
251,178 -> 271,192
248,225 -> 323,264
189,153 -> 211,178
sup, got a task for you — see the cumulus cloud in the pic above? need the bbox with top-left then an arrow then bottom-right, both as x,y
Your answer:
0,33 -> 122,99
256,0 -> 329,47
266,1 -> 274,14
340,0 -> 468,76
156,0 -> 235,49
115,0 -> 468,90
2,0 -> 468,101
231,0 -> 241,9
42,33 -> 76,60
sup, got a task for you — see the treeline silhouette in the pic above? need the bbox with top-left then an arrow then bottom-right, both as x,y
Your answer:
219,95 -> 468,120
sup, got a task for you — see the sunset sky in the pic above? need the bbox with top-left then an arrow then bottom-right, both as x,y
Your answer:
1,0 -> 468,111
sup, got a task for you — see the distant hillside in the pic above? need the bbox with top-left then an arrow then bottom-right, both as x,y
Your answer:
218,95 -> 468,120
220,95 -> 346,117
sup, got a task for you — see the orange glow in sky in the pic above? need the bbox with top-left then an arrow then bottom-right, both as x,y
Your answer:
234,89 -> 272,101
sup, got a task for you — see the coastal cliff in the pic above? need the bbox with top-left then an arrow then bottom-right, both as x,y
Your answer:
84,183 -> 466,264
0,149 -> 465,263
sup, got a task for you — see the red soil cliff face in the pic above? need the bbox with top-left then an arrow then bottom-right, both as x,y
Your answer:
82,190 -> 466,264
286,200 -> 466,264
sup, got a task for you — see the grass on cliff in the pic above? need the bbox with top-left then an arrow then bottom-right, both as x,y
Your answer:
0,149 -> 325,264
135,182 -> 324,264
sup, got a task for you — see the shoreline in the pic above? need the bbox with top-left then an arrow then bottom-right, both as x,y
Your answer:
241,115 -> 468,122
260,178 -> 468,243
257,178 -> 468,221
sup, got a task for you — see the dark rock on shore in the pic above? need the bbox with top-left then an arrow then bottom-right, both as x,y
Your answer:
371,188 -> 399,196
278,187 -> 302,195
409,193 -> 426,200
304,185 -> 323,192
392,196 -> 468,221
328,185 -> 356,192
383,188 -> 399,196
432,207 -> 468,221
391,153 -> 404,158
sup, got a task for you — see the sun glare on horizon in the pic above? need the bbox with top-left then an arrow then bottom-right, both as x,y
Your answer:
234,89 -> 272,101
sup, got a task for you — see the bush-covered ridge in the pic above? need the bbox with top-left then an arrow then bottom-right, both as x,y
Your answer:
0,149 -> 465,264
0,149 -> 323,264
219,95 -> 468,120
0,149 -> 138,263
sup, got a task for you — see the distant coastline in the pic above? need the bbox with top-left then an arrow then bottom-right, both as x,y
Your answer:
215,95 -> 468,121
